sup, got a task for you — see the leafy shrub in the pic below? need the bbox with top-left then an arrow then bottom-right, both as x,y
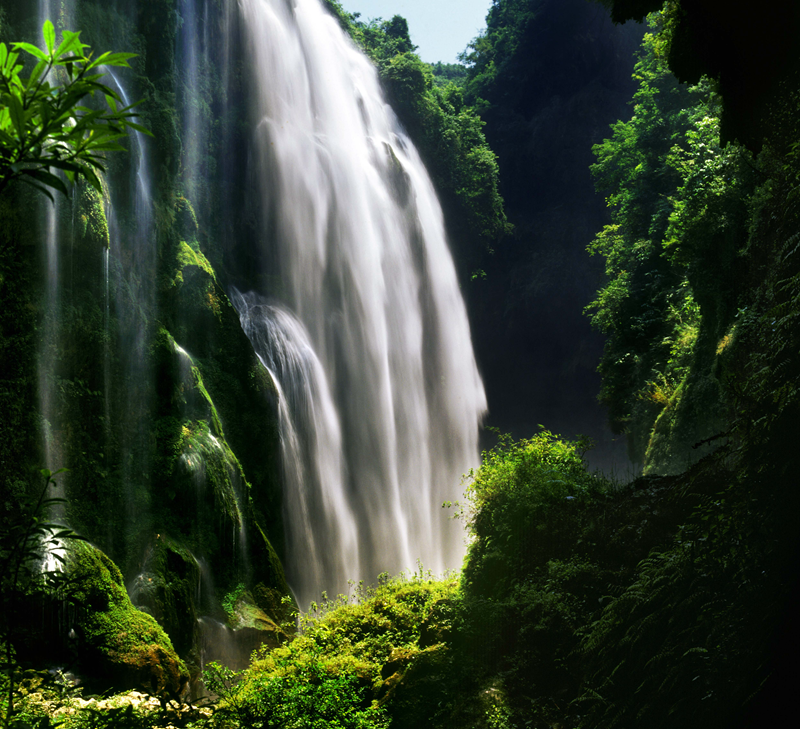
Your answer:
208,648 -> 389,729
205,574 -> 460,728
460,429 -> 609,598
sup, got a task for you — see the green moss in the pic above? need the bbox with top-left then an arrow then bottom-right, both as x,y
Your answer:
190,365 -> 224,436
65,541 -> 188,695
130,536 -> 201,659
175,240 -> 216,281
174,196 -> 199,239
177,418 -> 244,530
76,181 -> 110,249
170,223 -> 223,320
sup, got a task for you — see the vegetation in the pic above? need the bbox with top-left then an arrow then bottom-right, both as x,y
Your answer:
89,421 -> 776,729
1,468 -> 73,729
0,1 -> 291,706
445,0 -> 644,457
429,62 -> 467,89
585,14 -> 754,470
0,20 -> 146,201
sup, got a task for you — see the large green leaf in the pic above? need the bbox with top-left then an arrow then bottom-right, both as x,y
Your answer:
26,59 -> 48,91
12,42 -> 48,63
7,92 -> 25,138
43,19 -> 56,55
54,31 -> 83,59
21,167 -> 69,198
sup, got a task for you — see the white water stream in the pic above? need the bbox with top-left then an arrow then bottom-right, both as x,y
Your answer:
235,0 -> 487,607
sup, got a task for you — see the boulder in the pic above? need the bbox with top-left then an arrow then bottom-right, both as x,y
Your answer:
64,540 -> 189,697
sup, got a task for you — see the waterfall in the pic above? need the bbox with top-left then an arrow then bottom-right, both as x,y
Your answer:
178,0 -> 210,211
36,0 -> 69,515
232,291 -> 360,605
235,0 -> 487,607
104,68 -> 157,540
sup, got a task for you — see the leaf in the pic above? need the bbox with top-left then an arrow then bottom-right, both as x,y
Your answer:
3,49 -> 21,76
26,59 -> 48,91
54,31 -> 83,59
85,141 -> 125,153
7,92 -> 26,138
18,177 -> 54,201
20,168 -> 69,198
11,42 -> 48,63
90,51 -> 137,69
125,121 -> 153,137
43,20 -> 56,55
39,158 -> 82,174
80,165 -> 102,193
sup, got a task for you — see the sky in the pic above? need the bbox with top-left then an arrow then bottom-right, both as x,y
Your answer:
339,0 -> 493,64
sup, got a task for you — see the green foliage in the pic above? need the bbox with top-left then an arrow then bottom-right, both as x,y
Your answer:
459,0 -> 541,108
585,16 -> 754,468
207,650 -> 389,729
203,574 -> 463,728
451,420 -> 792,729
429,62 -> 467,89
460,429 -> 606,597
0,20 -> 147,201
221,583 -> 246,622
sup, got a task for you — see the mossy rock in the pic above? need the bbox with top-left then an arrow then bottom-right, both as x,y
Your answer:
65,540 -> 189,697
644,371 -> 725,475
128,536 -> 201,660
76,181 -> 110,251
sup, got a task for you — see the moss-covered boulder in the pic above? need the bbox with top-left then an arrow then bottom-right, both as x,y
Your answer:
127,536 -> 201,661
65,540 -> 189,697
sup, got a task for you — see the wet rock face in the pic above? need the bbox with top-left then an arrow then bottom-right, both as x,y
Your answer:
126,538 -> 201,661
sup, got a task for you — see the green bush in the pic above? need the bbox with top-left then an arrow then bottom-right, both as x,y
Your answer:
205,574 -> 462,729
460,429 -> 608,599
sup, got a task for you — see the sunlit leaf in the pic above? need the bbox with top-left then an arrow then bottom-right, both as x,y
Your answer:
54,31 -> 82,58
12,42 -> 48,63
98,52 -> 137,67
43,20 -> 56,55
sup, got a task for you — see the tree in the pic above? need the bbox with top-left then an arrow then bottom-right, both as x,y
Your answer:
0,20 -> 148,202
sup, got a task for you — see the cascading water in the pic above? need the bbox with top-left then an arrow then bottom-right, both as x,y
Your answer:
104,67 -> 157,545
232,291 -> 360,604
36,0 -> 71,526
178,0 -> 210,211
235,0 -> 487,607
